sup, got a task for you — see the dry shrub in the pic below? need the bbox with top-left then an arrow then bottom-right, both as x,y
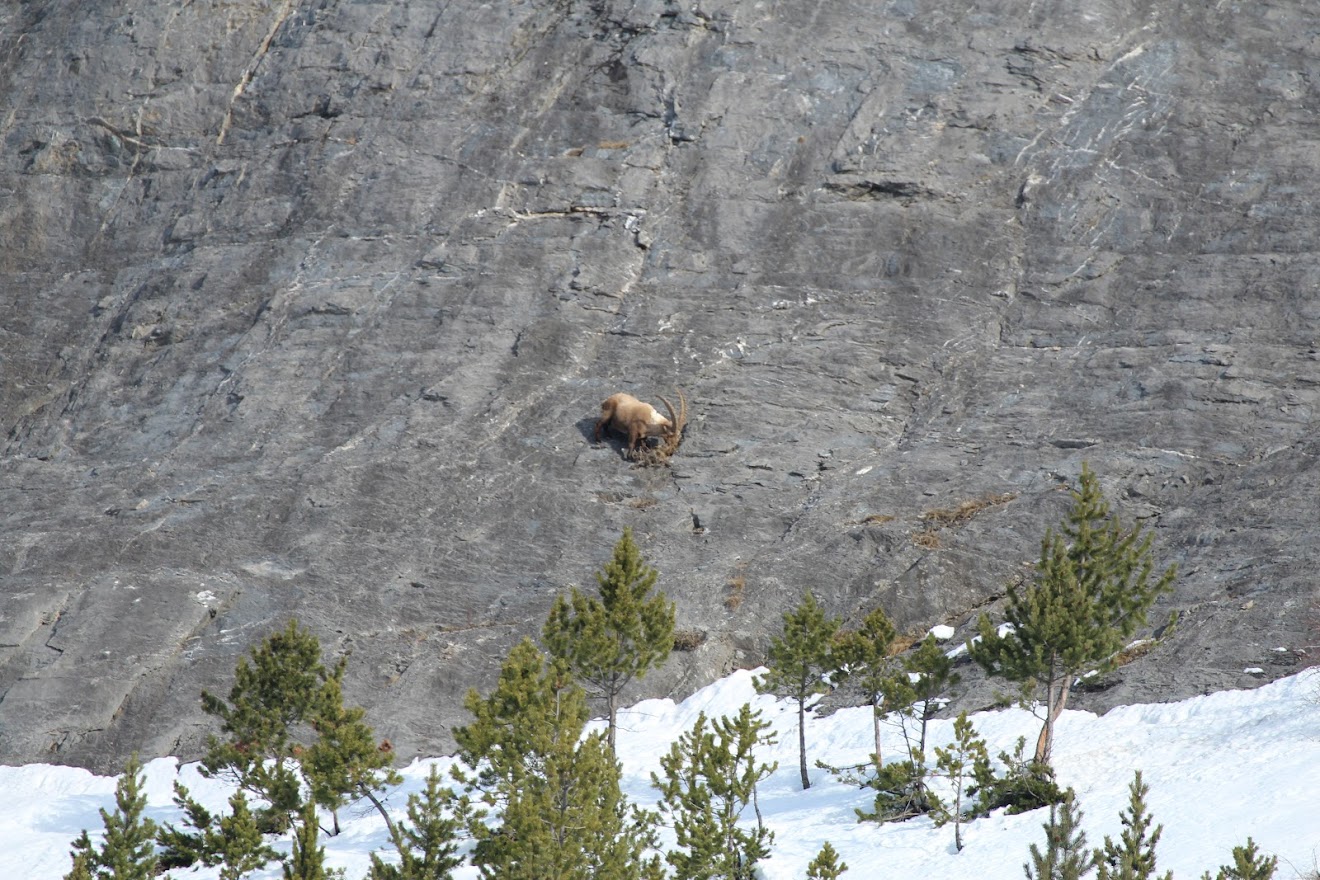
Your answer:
912,530 -> 941,549
672,629 -> 707,652
889,630 -> 924,655
725,569 -> 747,611
1112,638 -> 1157,667
920,492 -> 1018,529
861,513 -> 895,525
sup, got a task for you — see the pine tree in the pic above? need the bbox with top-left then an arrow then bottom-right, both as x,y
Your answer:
651,704 -> 778,880
65,851 -> 94,880
972,735 -> 1064,815
833,606 -> 897,771
755,591 -> 842,789
302,673 -> 401,835
1094,771 -> 1171,880
543,527 -> 676,752
283,801 -> 340,880
851,632 -> 962,824
64,753 -> 159,880
367,765 -> 463,880
969,463 -> 1176,765
1025,789 -> 1093,880
933,712 -> 991,852
894,633 -> 960,758
807,841 -> 850,879
1201,839 -> 1278,880
453,637 -> 662,880
158,785 -> 279,880
201,619 -> 326,828
198,619 -> 401,836
213,791 -> 279,880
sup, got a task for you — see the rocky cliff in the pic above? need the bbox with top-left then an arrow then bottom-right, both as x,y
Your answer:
2,0 -> 1317,772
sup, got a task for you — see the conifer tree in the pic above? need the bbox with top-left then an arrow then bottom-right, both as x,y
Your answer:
891,633 -> 960,758
651,705 -> 778,880
283,801 -> 339,880
198,619 -> 400,836
302,674 -> 400,835
1201,839 -> 1277,880
972,735 -> 1065,815
1025,789 -> 1093,880
1094,771 -> 1171,880
850,632 -> 962,823
158,786 -> 278,880
933,712 -> 991,852
755,591 -> 842,789
807,841 -> 850,879
969,464 -> 1176,765
834,606 -> 897,770
65,853 -> 93,880
543,528 -> 676,752
454,637 -> 662,880
213,791 -> 279,880
64,754 -> 159,880
367,766 -> 463,880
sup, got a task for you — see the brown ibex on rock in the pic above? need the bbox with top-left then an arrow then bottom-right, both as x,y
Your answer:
594,389 -> 687,464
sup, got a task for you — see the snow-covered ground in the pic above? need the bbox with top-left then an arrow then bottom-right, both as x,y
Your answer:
7,665 -> 1319,880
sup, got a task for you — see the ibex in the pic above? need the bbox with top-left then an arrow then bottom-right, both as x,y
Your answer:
594,389 -> 688,464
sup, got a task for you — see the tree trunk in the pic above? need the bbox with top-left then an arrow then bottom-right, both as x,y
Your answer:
357,783 -> 402,852
1034,670 -> 1072,765
798,697 -> 810,789
872,701 -> 883,772
606,691 -> 618,754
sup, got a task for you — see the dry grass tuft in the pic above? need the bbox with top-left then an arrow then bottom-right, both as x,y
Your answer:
889,630 -> 925,655
1112,638 -> 1157,667
919,492 -> 1018,528
672,629 -> 707,651
912,530 -> 941,549
724,568 -> 747,611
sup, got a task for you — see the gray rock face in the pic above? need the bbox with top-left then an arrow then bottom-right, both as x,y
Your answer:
1,0 -> 1317,772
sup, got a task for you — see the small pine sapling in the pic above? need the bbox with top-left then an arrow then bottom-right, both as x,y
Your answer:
367,765 -> 463,880
972,736 -> 1065,815
896,634 -> 960,759
64,754 -> 159,880
198,619 -> 400,837
855,633 -> 960,823
1024,789 -> 1093,880
755,591 -> 842,789
283,801 -> 342,880
652,704 -> 778,880
933,711 -> 991,852
1201,839 -> 1278,880
158,786 -> 278,879
1095,771 -> 1171,880
807,841 -> 850,879
453,637 -> 661,880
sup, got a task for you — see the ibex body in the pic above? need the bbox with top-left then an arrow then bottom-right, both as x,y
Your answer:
594,390 -> 687,462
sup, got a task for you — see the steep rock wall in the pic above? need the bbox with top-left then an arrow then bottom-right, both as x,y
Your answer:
1,0 -> 1317,770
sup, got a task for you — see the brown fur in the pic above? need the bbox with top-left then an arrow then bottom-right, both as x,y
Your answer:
594,390 -> 687,463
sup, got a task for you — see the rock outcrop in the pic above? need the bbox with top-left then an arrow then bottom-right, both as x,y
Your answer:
2,0 -> 1317,772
